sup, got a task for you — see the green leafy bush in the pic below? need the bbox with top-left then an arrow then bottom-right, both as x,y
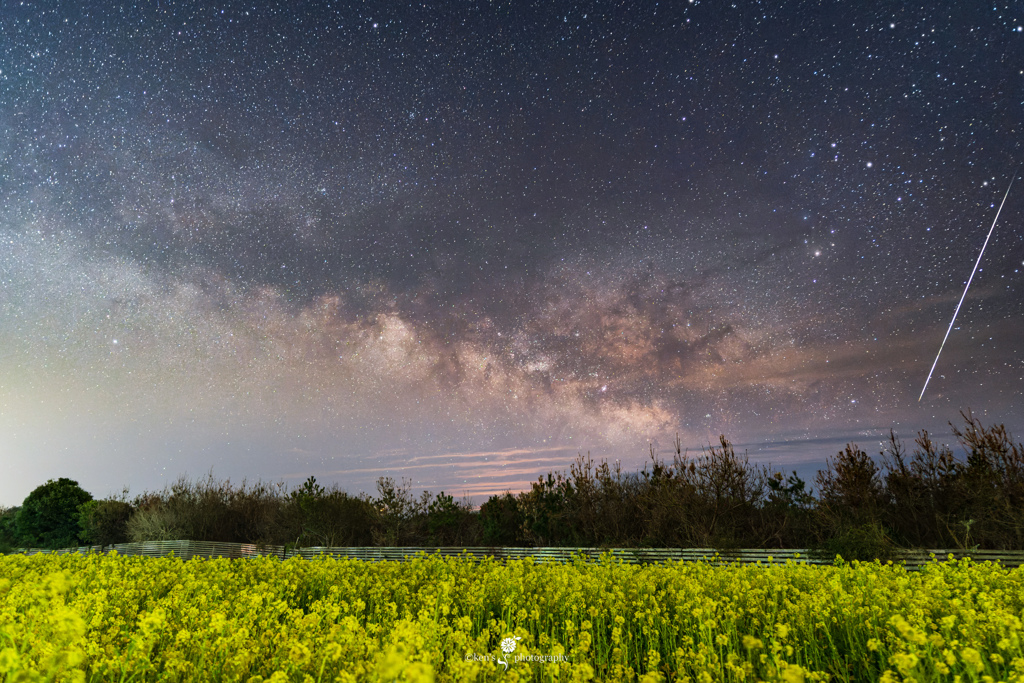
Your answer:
16,478 -> 93,549
0,506 -> 19,553
812,522 -> 898,563
286,476 -> 376,547
78,498 -> 134,547
479,492 -> 526,546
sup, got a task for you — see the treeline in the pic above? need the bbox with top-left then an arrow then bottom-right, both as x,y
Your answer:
2,411 -> 1022,560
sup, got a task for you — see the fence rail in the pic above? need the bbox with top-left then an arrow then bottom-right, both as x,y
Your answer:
16,542 -> 1024,569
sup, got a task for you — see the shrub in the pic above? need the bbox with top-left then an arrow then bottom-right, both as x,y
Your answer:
78,497 -> 134,547
633,447 -> 697,547
479,492 -> 527,546
285,476 -> 376,547
814,443 -> 887,548
18,409 -> 1020,554
125,493 -> 184,542
517,471 -> 576,546
877,414 -> 1024,551
681,436 -> 771,548
812,522 -> 898,564
762,470 -> 815,548
425,491 -> 479,546
371,477 -> 424,546
16,478 -> 93,549
126,476 -> 286,544
0,506 -> 18,553
949,410 -> 1024,549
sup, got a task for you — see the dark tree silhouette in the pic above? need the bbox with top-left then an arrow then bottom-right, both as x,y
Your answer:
17,478 -> 93,549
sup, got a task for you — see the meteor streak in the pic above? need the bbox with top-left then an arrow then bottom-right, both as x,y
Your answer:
918,175 -> 1016,402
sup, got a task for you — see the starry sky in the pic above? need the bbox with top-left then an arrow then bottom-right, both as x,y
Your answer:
2,1 -> 1023,506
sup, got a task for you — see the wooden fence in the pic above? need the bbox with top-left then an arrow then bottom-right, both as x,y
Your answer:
17,541 -> 1024,569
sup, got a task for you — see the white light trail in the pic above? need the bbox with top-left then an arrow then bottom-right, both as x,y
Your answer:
919,175 -> 1016,402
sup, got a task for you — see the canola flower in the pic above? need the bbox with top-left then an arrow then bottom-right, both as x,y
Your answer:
1,552 -> 1023,681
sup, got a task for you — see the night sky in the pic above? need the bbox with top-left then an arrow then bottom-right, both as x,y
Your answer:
2,1 -> 1023,506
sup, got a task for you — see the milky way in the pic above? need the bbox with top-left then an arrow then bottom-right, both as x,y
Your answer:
2,1 -> 1023,504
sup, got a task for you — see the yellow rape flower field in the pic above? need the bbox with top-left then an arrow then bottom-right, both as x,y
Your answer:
1,553 -> 1023,682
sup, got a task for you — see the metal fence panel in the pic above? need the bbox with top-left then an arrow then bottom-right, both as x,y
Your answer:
14,542 -> 1024,569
